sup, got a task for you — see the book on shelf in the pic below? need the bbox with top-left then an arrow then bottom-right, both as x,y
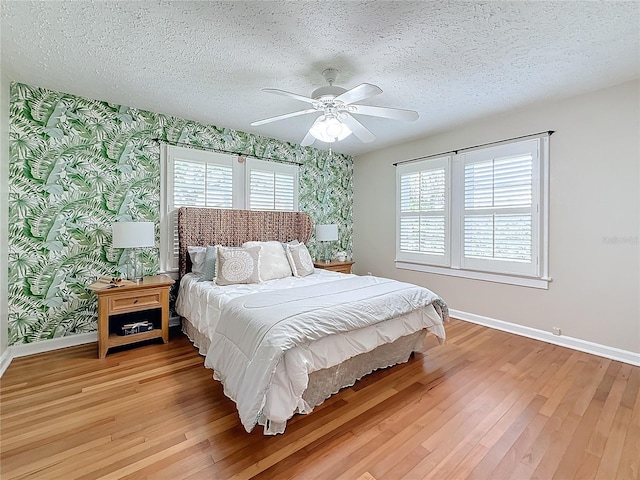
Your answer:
119,321 -> 154,336
88,276 -> 137,291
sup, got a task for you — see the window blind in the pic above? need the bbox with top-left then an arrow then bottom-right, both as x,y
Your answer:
173,159 -> 233,209
246,158 -> 298,212
249,170 -> 295,211
166,148 -> 234,270
397,156 -> 449,266
463,153 -> 533,262
399,168 -> 446,254
458,138 -> 540,276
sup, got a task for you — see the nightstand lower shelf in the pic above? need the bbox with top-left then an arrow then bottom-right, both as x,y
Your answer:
107,329 -> 164,348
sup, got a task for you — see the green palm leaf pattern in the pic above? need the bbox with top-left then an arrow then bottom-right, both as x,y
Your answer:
8,82 -> 353,346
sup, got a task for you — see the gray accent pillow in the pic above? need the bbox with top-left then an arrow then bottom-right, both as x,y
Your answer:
286,243 -> 314,277
215,245 -> 262,285
199,245 -> 217,281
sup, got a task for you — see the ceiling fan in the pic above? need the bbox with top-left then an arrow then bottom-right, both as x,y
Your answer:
250,68 -> 419,146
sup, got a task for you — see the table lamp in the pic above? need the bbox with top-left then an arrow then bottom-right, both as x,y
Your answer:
112,221 -> 155,282
316,224 -> 338,263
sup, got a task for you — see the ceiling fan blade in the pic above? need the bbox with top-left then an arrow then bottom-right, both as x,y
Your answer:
334,83 -> 382,105
300,130 -> 316,146
250,108 -> 317,126
262,88 -> 317,105
340,113 -> 375,143
350,104 -> 419,122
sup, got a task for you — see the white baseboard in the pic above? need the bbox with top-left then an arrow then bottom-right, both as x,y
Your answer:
10,332 -> 98,359
3,310 -> 637,377
0,347 -> 13,378
450,309 -> 640,367
4,320 -> 183,366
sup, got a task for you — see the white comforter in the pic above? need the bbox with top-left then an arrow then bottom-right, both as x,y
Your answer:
200,274 -> 447,433
176,268 -> 349,344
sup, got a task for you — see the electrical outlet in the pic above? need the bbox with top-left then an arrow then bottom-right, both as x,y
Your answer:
552,327 -> 561,336
367,272 -> 372,276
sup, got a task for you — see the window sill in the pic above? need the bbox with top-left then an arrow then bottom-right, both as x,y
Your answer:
395,261 -> 550,289
158,269 -> 179,280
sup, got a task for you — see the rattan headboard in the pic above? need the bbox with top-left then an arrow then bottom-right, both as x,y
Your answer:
177,207 -> 313,278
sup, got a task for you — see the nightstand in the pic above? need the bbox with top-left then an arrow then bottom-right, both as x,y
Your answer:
89,275 -> 175,358
313,260 -> 355,274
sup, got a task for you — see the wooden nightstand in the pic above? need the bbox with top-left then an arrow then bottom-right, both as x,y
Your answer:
90,275 -> 175,358
313,260 -> 355,274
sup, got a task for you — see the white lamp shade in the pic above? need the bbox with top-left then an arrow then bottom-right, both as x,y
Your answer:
316,224 -> 339,242
112,222 -> 155,248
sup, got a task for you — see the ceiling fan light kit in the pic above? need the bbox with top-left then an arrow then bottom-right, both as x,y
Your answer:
309,115 -> 352,143
251,68 -> 418,148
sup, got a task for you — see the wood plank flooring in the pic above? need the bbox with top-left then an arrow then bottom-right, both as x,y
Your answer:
1,319 -> 638,479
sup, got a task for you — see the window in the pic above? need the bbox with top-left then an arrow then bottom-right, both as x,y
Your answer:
246,158 -> 298,211
160,145 -> 298,272
396,136 -> 549,288
398,156 -> 450,267
171,149 -> 234,209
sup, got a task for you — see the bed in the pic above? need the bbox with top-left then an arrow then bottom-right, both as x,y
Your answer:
175,207 -> 448,435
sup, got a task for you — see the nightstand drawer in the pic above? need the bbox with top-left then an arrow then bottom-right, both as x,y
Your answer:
313,261 -> 354,274
109,291 -> 161,313
330,265 -> 353,274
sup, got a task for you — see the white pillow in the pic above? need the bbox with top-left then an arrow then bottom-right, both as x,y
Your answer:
243,241 -> 292,281
187,246 -> 207,275
215,245 -> 262,285
286,243 -> 314,277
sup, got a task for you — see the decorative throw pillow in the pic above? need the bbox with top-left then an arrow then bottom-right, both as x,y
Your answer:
187,246 -> 207,275
243,240 -> 292,281
215,245 -> 262,285
199,245 -> 217,281
286,243 -> 314,277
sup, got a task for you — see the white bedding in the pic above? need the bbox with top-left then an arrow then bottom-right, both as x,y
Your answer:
176,269 -> 352,341
176,269 -> 447,434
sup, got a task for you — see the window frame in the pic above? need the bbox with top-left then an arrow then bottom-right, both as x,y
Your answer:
395,136 -> 550,289
457,139 -> 540,277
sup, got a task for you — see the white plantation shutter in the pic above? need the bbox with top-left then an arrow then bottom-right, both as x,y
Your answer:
173,159 -> 233,208
246,158 -> 298,211
165,146 -> 234,271
460,139 -> 539,275
397,156 -> 450,266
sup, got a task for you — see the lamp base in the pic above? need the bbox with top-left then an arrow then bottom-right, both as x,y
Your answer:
124,248 -> 144,283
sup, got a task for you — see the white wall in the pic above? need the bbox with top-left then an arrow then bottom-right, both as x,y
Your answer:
1,70 -> 9,362
354,80 -> 640,354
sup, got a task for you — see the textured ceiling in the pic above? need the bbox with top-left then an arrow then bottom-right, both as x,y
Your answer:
1,1 -> 639,156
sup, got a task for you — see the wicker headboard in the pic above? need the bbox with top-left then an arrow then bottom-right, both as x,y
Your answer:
177,207 -> 313,278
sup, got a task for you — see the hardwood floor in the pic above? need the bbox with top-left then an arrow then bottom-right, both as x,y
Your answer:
1,319 -> 638,479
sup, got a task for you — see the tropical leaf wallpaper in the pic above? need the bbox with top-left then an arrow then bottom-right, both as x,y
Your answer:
8,82 -> 353,346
